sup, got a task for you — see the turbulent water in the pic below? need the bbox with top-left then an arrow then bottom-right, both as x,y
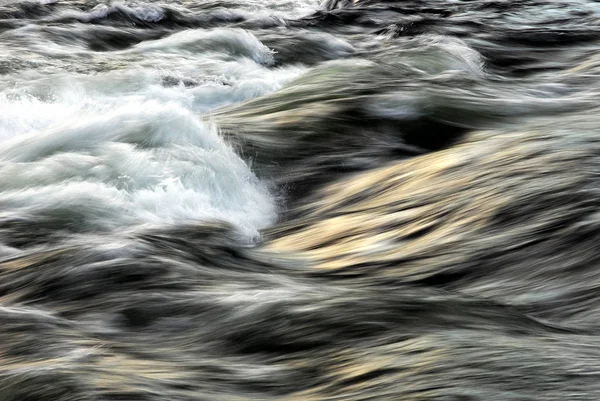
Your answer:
3,0 -> 600,400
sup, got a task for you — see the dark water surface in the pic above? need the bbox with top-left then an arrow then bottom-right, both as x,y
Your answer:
2,0 -> 600,400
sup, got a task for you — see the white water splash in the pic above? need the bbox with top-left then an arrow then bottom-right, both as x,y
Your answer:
0,25 -> 309,238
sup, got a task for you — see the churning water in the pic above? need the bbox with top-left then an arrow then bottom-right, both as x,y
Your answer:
3,0 -> 600,400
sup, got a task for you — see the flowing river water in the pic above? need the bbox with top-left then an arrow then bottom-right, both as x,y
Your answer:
2,0 -> 600,400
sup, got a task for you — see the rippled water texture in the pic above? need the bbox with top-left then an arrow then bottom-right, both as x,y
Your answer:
3,0 -> 600,400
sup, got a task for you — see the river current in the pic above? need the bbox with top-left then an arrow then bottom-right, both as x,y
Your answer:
2,1 -> 600,400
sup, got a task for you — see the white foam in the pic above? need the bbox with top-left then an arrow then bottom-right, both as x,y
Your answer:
0,34 -> 310,239
0,100 -> 276,237
0,9 -> 314,239
129,28 -> 275,65
42,0 -> 320,25
49,3 -> 166,23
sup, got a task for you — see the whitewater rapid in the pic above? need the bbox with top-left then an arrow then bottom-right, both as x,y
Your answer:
6,1 -> 600,401
0,1 -> 319,245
